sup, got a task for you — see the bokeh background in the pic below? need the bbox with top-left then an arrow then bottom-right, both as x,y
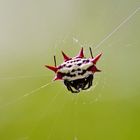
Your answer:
0,0 -> 140,140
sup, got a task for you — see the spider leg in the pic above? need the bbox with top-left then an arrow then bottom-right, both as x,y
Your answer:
53,55 -> 57,67
88,74 -> 93,87
82,74 -> 93,90
89,47 -> 93,58
64,80 -> 71,91
71,89 -> 80,93
64,80 -> 80,93
81,78 -> 89,90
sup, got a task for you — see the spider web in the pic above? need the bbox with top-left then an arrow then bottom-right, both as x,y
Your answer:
68,7 -> 140,140
0,5 -> 139,140
0,7 -> 139,108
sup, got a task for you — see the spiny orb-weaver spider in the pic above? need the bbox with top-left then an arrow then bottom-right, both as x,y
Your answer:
45,47 -> 102,93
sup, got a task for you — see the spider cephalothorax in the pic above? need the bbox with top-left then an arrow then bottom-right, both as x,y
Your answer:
45,48 -> 102,93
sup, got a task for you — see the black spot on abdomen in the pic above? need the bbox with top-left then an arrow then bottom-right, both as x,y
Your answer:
65,72 -> 76,77
71,69 -> 75,72
67,65 -> 72,68
77,63 -> 82,66
78,70 -> 86,75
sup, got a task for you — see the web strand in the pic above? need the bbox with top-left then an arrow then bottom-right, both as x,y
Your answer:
0,75 -> 51,80
93,7 -> 140,51
0,81 -> 53,109
47,92 -> 67,140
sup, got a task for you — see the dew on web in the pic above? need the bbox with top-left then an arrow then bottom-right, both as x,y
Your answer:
72,37 -> 87,49
73,37 -> 79,43
72,37 -> 94,55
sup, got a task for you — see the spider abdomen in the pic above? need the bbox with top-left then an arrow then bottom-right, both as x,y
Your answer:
45,48 -> 102,93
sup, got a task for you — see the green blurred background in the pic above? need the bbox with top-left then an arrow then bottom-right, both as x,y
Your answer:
0,0 -> 140,140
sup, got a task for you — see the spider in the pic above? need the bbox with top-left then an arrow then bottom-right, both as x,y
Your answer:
45,47 -> 102,93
